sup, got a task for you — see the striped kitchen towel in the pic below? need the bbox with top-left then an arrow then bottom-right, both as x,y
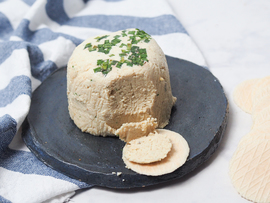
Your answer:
0,0 -> 207,202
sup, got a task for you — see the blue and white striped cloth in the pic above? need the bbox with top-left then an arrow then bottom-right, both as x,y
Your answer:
0,0 -> 207,202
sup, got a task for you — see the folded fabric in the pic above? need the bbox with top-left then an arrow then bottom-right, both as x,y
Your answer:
0,0 -> 207,202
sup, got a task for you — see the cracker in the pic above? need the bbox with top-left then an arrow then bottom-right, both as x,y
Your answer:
123,132 -> 172,164
252,105 -> 270,129
231,75 -> 270,202
252,76 -> 270,108
236,129 -> 270,153
252,94 -> 270,117
233,79 -> 259,114
122,129 -> 189,176
229,138 -> 270,203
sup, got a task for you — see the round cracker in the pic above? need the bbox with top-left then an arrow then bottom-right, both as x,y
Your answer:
229,138 -> 270,203
233,78 -> 260,114
236,129 -> 270,153
252,76 -> 270,108
123,132 -> 172,164
231,76 -> 270,202
250,76 -> 270,103
252,105 -> 270,130
122,129 -> 189,176
251,120 -> 270,135
252,94 -> 270,117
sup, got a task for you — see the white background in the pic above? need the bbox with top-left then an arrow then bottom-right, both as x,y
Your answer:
71,0 -> 270,202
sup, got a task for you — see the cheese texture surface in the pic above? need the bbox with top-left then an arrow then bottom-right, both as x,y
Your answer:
67,29 -> 176,136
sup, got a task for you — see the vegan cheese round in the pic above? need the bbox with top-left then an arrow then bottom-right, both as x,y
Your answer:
67,28 -> 176,137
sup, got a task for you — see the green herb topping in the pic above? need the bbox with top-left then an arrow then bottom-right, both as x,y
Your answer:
94,59 -> 122,76
84,43 -> 97,52
121,30 -> 127,37
128,29 -> 152,44
95,35 -> 109,42
85,29 -> 152,76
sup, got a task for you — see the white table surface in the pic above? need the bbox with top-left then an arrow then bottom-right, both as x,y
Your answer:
70,0 -> 270,202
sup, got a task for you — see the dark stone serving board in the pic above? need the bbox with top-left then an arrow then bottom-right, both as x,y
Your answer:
22,55 -> 229,189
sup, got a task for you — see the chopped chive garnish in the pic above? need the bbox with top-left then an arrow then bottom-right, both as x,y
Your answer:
111,38 -> 121,45
94,59 -> 114,75
116,62 -> 123,68
94,67 -> 101,73
89,47 -> 97,52
97,59 -> 103,65
122,49 -> 130,54
131,46 -> 139,53
139,49 -> 146,54
127,29 -> 151,44
119,53 -> 126,57
128,31 -> 135,35
95,35 -> 109,42
121,30 -> 127,37
119,43 -> 126,48
126,61 -> 133,67
111,60 -> 118,65
84,43 -> 92,49
127,43 -> 132,51
84,43 -> 97,52
86,29 -> 151,76
120,57 -> 125,63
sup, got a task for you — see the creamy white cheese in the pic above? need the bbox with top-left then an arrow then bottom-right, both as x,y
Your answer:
67,28 -> 176,137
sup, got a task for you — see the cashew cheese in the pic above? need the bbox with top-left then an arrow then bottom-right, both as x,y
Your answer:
67,28 -> 176,137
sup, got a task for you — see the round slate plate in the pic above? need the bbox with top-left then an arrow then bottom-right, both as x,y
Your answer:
22,56 -> 228,189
